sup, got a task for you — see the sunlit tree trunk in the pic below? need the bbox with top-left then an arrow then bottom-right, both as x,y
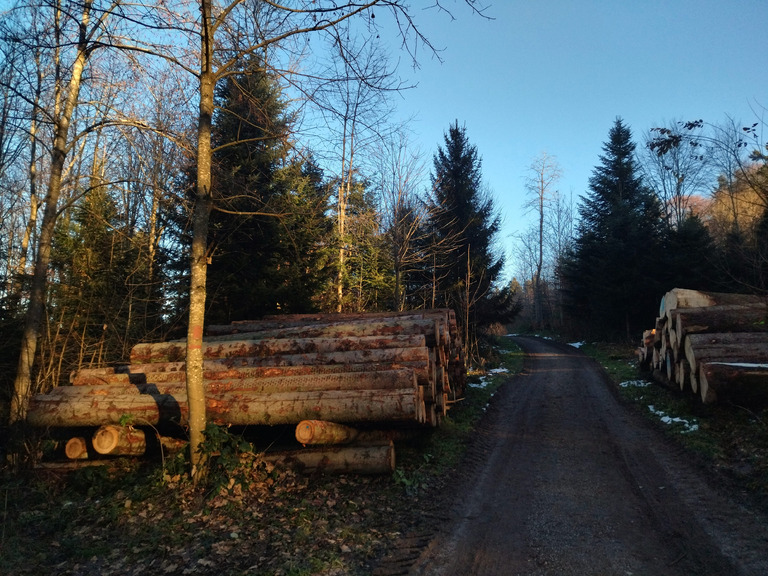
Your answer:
185,0 -> 215,480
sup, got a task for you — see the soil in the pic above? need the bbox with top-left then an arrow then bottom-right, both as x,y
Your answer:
379,336 -> 768,576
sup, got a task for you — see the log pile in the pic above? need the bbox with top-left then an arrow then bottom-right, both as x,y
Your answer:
27,309 -> 465,470
639,288 -> 768,404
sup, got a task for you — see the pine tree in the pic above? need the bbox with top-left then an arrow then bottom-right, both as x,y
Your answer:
427,121 -> 512,354
561,118 -> 663,340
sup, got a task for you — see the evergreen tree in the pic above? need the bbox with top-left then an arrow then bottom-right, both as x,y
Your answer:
561,118 -> 663,340
47,184 -> 166,386
185,57 -> 332,323
426,121 -> 513,354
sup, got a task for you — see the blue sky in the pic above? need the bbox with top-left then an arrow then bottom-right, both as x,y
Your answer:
384,0 -> 768,281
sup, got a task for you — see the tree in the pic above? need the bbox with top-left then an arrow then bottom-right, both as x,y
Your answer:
523,152 -> 561,329
181,1 -> 485,478
641,121 -> 711,230
561,118 -> 663,340
308,36 -> 397,313
199,57 -> 331,322
427,120 -> 511,357
375,127 -> 428,311
647,116 -> 768,293
7,0 -> 119,424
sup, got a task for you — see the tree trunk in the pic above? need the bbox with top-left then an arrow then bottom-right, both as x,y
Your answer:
76,347 -> 433,383
65,437 -> 89,460
56,369 -> 418,397
187,0 -> 215,479
295,420 -> 359,445
205,317 -> 442,346
661,288 -> 765,319
674,304 -> 768,340
699,361 -> 768,405
684,333 -> 768,374
73,360 -> 433,387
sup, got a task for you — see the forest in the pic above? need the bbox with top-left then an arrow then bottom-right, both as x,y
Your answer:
1,0 -> 767,460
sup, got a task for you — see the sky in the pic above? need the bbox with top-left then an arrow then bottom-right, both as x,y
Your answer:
379,0 -> 768,282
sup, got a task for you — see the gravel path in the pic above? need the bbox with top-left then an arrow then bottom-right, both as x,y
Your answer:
405,336 -> 768,576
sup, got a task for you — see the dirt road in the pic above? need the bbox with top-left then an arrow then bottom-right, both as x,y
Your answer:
408,336 -> 768,576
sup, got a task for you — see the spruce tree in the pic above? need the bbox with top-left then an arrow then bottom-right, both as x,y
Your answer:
427,121 -> 512,353
201,58 -> 332,322
561,118 -> 663,340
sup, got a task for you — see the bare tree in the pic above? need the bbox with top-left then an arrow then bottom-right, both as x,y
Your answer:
375,126 -> 428,311
7,0 -> 124,424
523,151 -> 561,329
641,120 -> 712,229
305,35 -> 397,312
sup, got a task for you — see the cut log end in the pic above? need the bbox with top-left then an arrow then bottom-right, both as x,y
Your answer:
92,425 -> 146,456
65,437 -> 89,460
295,420 -> 359,445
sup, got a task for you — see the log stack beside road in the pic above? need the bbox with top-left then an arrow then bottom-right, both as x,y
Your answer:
27,309 -> 466,470
639,288 -> 768,404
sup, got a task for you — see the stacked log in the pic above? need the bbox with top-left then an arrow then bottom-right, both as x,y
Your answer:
27,309 -> 465,469
640,288 -> 768,404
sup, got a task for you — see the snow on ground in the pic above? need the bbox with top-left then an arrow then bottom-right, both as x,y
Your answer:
647,404 -> 699,433
468,368 -> 510,389
619,380 -> 652,388
568,341 -> 585,348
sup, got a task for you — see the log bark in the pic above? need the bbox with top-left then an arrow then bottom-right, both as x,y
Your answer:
665,349 -> 675,382
661,288 -> 765,318
675,305 -> 768,340
27,387 -> 422,428
684,333 -> 768,374
205,318 -> 442,347
676,359 -> 691,392
92,425 -> 146,456
699,361 -> 768,404
72,361 -> 432,388
75,348 -> 431,381
261,441 -> 395,474
130,334 -> 427,365
55,369 -> 418,399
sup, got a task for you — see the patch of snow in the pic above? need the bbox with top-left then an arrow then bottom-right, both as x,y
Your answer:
489,367 -> 509,374
468,377 -> 489,389
619,380 -> 651,388
568,341 -> 585,348
647,405 -> 698,433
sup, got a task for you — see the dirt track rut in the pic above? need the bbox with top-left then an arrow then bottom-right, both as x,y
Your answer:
405,336 -> 768,576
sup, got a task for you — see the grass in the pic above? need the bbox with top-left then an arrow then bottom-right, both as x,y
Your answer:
395,335 -> 524,483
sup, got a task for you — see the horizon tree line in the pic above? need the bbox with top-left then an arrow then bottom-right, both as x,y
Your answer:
512,115 -> 768,341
